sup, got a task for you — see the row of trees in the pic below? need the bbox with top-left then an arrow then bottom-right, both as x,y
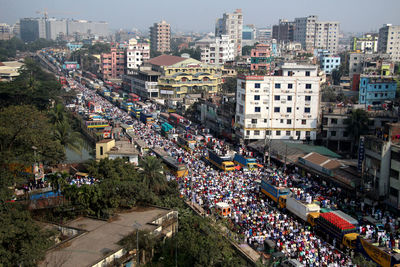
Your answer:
0,37 -> 59,61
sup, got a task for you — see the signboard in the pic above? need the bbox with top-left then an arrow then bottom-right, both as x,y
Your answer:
62,62 -> 80,70
160,90 -> 173,95
358,137 -> 365,172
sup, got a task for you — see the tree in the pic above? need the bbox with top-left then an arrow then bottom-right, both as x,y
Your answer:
139,156 -> 167,194
331,68 -> 342,85
221,77 -> 237,93
53,119 -> 84,155
46,172 -> 68,192
242,45 -> 255,56
345,109 -> 369,155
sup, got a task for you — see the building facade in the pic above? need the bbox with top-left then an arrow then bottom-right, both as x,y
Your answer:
101,47 -> 126,81
272,19 -> 295,44
358,75 -> 397,107
236,63 -> 320,142
294,15 -> 318,51
20,18 -> 47,42
250,43 -> 274,72
126,38 -> 150,74
319,54 -> 340,74
378,24 -> 400,62
0,23 -> 13,40
200,35 -> 235,65
123,65 -> 160,99
352,34 -> 379,53
215,9 -> 243,57
349,53 -> 392,77
150,20 -> 171,53
314,21 -> 340,54
46,18 -> 67,40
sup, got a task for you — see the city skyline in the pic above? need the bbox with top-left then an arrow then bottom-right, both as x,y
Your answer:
1,0 -> 400,33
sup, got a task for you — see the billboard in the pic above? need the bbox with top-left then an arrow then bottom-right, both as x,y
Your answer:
62,61 -> 80,70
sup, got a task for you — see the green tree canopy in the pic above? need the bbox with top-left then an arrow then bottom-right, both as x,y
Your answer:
345,109 -> 370,154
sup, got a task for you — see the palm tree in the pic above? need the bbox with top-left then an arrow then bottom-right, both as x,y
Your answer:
54,120 -> 84,154
49,103 -> 67,125
345,109 -> 369,155
138,156 -> 167,193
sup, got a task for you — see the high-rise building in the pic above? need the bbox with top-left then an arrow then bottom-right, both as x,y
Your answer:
0,23 -> 13,40
46,18 -> 67,40
314,21 -> 340,54
215,9 -> 243,57
294,15 -> 318,51
250,44 -> 274,72
20,18 -> 46,42
126,38 -> 150,74
149,20 -> 171,53
101,46 -> 126,81
199,35 -> 235,65
236,63 -> 320,141
272,19 -> 295,44
378,24 -> 400,62
66,20 -> 108,37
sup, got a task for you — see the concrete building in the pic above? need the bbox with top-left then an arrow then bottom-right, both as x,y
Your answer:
66,19 -> 109,37
96,139 -> 115,160
272,19 -> 295,44
250,43 -> 274,72
359,75 -> 397,107
389,144 -> 400,209
257,28 -> 273,43
0,23 -> 13,40
126,38 -> 150,75
215,9 -> 243,57
149,20 -> 171,53
378,24 -> 400,62
0,61 -> 24,81
20,18 -> 47,42
314,21 -> 340,54
351,33 -> 379,53
123,65 -> 160,99
294,15 -> 318,51
349,53 -> 392,77
236,63 -> 320,142
101,46 -> 126,81
242,24 -> 256,40
319,53 -> 340,74
46,18 -> 67,40
147,54 -> 222,98
199,35 -> 235,65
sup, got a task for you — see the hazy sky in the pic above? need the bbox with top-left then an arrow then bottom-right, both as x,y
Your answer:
1,0 -> 400,33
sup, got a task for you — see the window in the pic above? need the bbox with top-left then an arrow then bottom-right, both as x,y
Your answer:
343,131 -> 349,137
305,71 -> 310,76
274,107 -> 280,113
254,95 -> 260,100
100,146 -> 104,156
331,118 -> 338,124
296,131 -> 301,137
286,131 -> 291,136
239,105 -> 244,114
276,130 -> 281,136
255,83 -> 261,88
390,187 -> 398,197
287,96 -> 292,101
255,107 -> 261,112
390,169 -> 399,179
306,131 -> 310,137
305,96 -> 311,101
287,119 -> 292,124
305,84 -> 312,89
241,82 -> 245,89
302,119 -> 306,125
251,119 -> 257,124
288,83 -> 293,89
265,130 -> 271,135
331,131 -> 336,136
246,130 -> 250,135
287,107 -> 292,113
254,130 -> 260,135
304,107 -> 311,113
322,130 -> 327,137
275,83 -> 281,89
264,119 -> 267,123
275,95 -> 280,100
392,151 -> 400,161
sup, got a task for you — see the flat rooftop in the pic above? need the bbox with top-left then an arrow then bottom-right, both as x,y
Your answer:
40,207 -> 171,267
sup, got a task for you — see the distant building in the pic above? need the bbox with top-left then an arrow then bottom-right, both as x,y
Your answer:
150,20 -> 171,53
66,42 -> 83,51
199,35 -> 235,65
272,19 -> 295,44
215,9 -> 243,57
257,28 -> 273,43
319,52 -> 340,74
250,43 -> 274,72
242,25 -> 256,40
46,18 -> 67,40
20,18 -> 46,42
66,19 -> 109,37
349,53 -> 392,77
123,65 -> 160,99
359,75 -> 397,107
0,61 -> 24,81
0,23 -> 13,40
126,38 -> 150,74
378,24 -> 400,62
236,63 -> 320,142
351,33 -> 379,53
101,46 -> 126,81
294,15 -> 318,51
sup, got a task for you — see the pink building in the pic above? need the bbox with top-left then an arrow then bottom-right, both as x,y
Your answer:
250,44 -> 274,72
101,46 -> 126,81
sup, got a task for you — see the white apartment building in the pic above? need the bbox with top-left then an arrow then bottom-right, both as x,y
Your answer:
126,38 -> 150,74
200,35 -> 235,65
314,21 -> 340,54
46,18 -> 67,40
215,9 -> 243,57
378,24 -> 400,62
294,15 -> 318,51
236,63 -> 320,142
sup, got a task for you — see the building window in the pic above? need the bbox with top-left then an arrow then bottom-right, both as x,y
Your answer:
264,119 -> 267,123
246,130 -> 250,135
276,130 -> 281,136
254,95 -> 260,100
100,146 -> 103,156
287,96 -> 292,101
343,131 -> 349,137
251,119 -> 257,124
305,96 -> 311,101
274,107 -> 280,113
306,131 -> 310,137
391,151 -> 400,161
241,82 -> 245,89
255,107 -> 261,112
305,71 -> 310,76
390,169 -> 399,179
255,83 -> 261,88
266,130 -> 271,135
296,131 -> 301,137
331,118 -> 338,124
275,83 -> 281,89
305,84 -> 312,89
302,119 -> 306,125
287,119 -> 292,124
286,131 -> 291,136
239,105 -> 244,114
254,130 -> 260,135
331,131 -> 336,136
275,95 -> 280,100
287,107 -> 292,113
390,187 -> 398,197
304,107 -> 311,113
288,83 -> 293,89
280,119 -> 284,123
322,130 -> 327,137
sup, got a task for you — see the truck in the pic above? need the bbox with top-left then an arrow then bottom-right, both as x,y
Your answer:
260,179 -> 290,209
285,194 -> 320,226
355,236 -> 400,267
233,154 -> 258,170
206,149 -> 236,172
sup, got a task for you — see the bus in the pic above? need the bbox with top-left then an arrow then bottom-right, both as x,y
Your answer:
85,120 -> 109,129
162,156 -> 188,178
177,135 -> 196,151
168,113 -> 185,127
129,93 -> 140,102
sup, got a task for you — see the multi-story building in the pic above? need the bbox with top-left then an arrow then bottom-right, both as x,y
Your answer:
257,28 -> 273,43
359,75 -> 397,107
319,53 -> 340,74
0,23 -> 13,40
294,15 -> 318,51
351,34 -> 379,53
389,144 -> 400,209
123,65 -> 160,99
199,35 -> 235,65
66,20 -> 109,37
236,63 -> 320,142
242,24 -> 257,46
46,18 -> 67,40
101,46 -> 126,81
272,19 -> 295,44
215,9 -> 243,57
349,53 -> 392,77
149,20 -> 171,53
250,43 -> 274,72
147,54 -> 222,98
126,38 -> 150,75
20,18 -> 47,42
314,21 -> 340,54
378,24 -> 400,62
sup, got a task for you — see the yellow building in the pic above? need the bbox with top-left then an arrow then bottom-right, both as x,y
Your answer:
96,139 -> 115,160
147,55 -> 222,98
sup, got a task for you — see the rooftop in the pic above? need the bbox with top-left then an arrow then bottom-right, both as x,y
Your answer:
147,55 -> 186,67
106,140 -> 139,156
